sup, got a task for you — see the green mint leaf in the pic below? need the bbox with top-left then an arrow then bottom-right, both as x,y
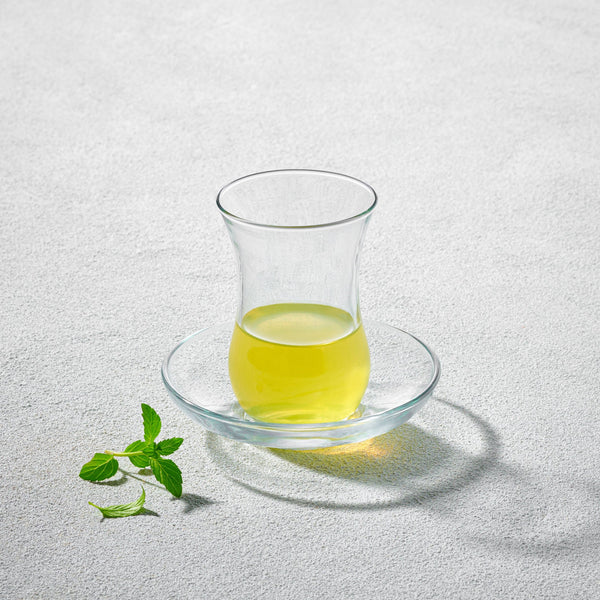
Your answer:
141,403 -> 161,443
89,486 -> 146,518
156,437 -> 184,456
124,440 -> 151,468
150,457 -> 182,497
142,442 -> 158,459
79,453 -> 119,481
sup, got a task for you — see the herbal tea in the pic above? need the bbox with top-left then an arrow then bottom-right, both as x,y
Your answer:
229,303 -> 370,423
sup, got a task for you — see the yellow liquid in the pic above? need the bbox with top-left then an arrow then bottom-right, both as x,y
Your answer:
229,303 -> 370,423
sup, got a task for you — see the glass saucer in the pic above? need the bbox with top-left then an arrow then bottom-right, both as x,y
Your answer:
161,321 -> 440,450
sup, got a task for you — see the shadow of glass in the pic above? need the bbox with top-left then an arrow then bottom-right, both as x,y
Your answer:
206,396 -> 600,560
271,424 -> 449,480
461,467 -> 600,561
272,398 -> 500,500
206,397 -> 500,510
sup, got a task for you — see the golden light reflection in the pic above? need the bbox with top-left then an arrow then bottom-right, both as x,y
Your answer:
310,437 -> 376,456
269,426 -> 421,479
277,433 -> 399,460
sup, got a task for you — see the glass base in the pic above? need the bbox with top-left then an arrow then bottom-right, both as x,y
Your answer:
240,404 -> 365,423
161,321 -> 441,450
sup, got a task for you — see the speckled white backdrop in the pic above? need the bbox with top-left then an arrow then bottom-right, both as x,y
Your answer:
1,0 -> 599,598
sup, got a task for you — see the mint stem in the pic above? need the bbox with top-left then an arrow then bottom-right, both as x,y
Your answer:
104,450 -> 145,457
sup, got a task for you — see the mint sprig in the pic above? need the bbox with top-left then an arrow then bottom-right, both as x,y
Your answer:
80,404 -> 184,516
89,486 -> 146,518
123,440 -> 150,468
80,452 -> 119,481
142,403 -> 162,443
149,457 -> 182,498
156,437 -> 184,456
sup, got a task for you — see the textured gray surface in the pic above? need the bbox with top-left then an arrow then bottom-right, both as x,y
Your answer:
1,0 -> 599,598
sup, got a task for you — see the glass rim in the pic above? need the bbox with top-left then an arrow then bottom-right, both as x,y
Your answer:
216,168 -> 377,230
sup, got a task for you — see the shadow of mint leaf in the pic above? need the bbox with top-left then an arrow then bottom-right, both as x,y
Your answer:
172,493 -> 218,513
89,475 -> 128,487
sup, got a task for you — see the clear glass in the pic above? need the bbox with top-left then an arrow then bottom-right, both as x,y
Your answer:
161,320 -> 440,449
217,169 -> 377,424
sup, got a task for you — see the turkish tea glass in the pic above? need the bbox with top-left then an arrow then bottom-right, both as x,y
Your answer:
217,169 -> 377,424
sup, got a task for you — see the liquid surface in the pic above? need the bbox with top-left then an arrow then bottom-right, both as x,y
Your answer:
229,303 -> 370,424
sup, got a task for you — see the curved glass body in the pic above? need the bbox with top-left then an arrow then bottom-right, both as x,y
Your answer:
217,169 -> 376,423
